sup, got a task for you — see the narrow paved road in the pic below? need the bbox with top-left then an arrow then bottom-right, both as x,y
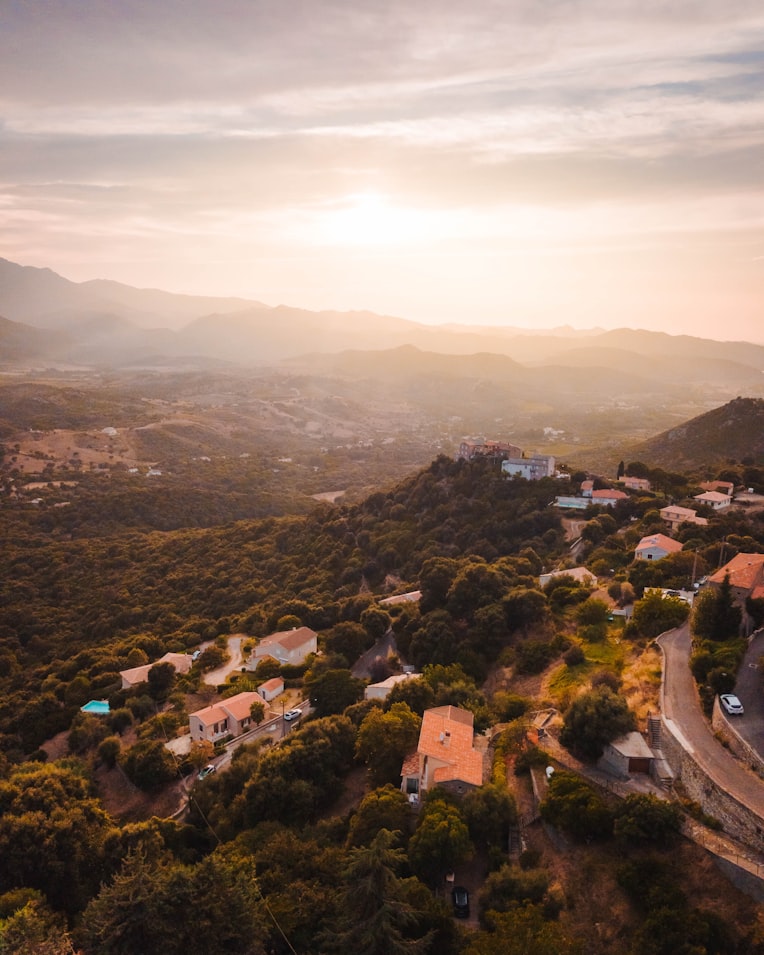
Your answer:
658,623 -> 764,818
728,629 -> 764,754
203,634 -> 244,685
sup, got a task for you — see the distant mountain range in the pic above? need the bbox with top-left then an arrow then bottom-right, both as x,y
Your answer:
1,257 -> 763,473
2,257 -> 763,377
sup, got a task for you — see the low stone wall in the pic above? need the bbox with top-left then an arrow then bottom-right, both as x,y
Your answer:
660,715 -> 764,853
711,701 -> 764,779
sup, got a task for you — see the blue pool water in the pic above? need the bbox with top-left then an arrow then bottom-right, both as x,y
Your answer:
81,699 -> 110,715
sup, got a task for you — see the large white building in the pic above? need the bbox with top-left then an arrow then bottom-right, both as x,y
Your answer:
501,454 -> 555,480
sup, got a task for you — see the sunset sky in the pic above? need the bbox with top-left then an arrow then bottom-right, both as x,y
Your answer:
1,1 -> 763,341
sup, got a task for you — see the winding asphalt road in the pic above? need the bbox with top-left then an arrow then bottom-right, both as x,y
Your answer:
658,622 -> 764,818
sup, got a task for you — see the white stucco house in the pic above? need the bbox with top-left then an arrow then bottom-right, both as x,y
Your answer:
249,626 -> 318,668
189,691 -> 262,742
634,533 -> 683,561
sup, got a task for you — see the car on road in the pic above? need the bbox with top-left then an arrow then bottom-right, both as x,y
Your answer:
720,693 -> 744,715
284,708 -> 302,721
197,764 -> 216,780
451,886 -> 470,919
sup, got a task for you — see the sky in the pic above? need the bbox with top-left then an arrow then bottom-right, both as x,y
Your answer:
1,1 -> 763,341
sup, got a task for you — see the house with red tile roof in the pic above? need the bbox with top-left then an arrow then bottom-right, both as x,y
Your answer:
619,476 -> 651,492
707,553 -> 764,606
660,504 -> 708,531
400,705 -> 484,801
699,480 -> 734,497
249,626 -> 318,668
634,534 -> 683,561
694,490 -> 731,511
189,691 -> 262,742
120,652 -> 193,690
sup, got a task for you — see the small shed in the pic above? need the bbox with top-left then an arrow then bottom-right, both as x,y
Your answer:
598,732 -> 654,778
257,676 -> 285,702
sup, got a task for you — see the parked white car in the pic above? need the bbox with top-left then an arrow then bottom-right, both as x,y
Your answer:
720,693 -> 744,715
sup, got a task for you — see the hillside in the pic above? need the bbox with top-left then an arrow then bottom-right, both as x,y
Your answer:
1,440 -> 764,951
624,397 -> 764,471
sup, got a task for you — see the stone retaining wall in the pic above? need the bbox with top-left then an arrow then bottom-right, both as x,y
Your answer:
711,700 -> 764,779
660,715 -> 764,853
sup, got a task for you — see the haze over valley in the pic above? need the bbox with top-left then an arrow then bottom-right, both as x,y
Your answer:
3,3 -> 764,952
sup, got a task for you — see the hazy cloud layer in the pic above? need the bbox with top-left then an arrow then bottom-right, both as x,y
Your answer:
1,1 -> 763,338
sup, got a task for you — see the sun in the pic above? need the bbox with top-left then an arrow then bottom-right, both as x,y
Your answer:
321,193 -> 428,247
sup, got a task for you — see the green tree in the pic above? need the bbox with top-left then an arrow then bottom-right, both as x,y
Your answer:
119,739 -> 176,790
356,703 -> 422,787
324,621 -> 369,664
385,677 -> 436,716
79,847 -> 266,955
692,576 -> 742,641
0,898 -> 77,955
408,795 -> 472,885
465,905 -> 585,955
559,686 -> 635,760
503,587 -> 549,636
540,772 -> 614,841
418,557 -> 460,613
146,661 -> 176,701
96,736 -> 121,769
462,782 -> 517,851
0,762 -> 116,915
628,591 -> 690,639
361,606 -> 392,642
347,786 -> 412,848
447,562 -> 508,620
306,668 -> 364,717
613,793 -> 682,846
478,864 -> 549,919
324,829 -> 432,955
576,597 -> 610,627
187,739 -> 215,772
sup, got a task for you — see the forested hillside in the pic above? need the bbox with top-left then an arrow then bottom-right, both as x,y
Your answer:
1,452 -> 764,953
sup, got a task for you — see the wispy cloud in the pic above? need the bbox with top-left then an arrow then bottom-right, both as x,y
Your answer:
0,1 -> 762,339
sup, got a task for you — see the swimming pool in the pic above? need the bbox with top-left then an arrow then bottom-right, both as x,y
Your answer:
81,699 -> 110,715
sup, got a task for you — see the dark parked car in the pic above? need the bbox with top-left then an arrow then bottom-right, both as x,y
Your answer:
197,764 -> 216,780
451,885 -> 470,919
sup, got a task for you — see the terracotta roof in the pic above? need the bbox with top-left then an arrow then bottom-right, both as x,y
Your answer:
220,691 -> 260,721
257,677 -> 284,693
401,751 -> 419,778
708,553 -> 764,591
418,706 -> 483,787
120,652 -> 192,685
700,481 -> 734,494
191,691 -> 260,726
258,626 -> 317,651
190,702 -> 228,727
635,534 -> 683,555
695,490 -> 730,503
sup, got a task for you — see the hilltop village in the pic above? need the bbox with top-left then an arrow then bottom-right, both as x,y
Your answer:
1,440 -> 764,953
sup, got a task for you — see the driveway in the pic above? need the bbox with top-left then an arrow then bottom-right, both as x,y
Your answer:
351,630 -> 399,679
658,623 -> 764,818
203,634 -> 245,686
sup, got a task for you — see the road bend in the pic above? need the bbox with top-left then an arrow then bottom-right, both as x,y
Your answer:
658,622 -> 764,819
